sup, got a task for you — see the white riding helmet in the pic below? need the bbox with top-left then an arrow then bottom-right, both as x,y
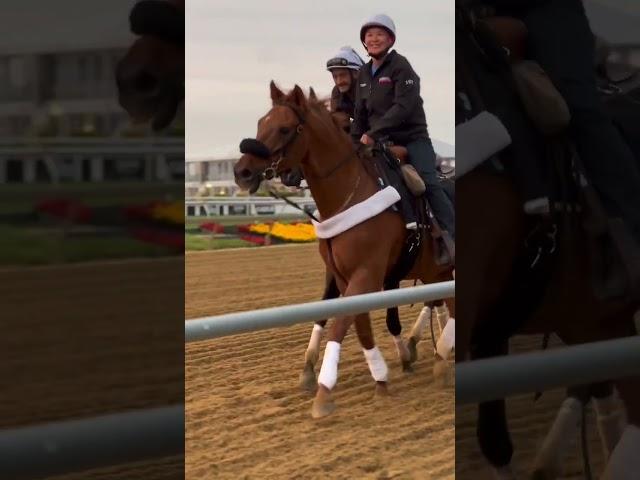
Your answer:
360,14 -> 396,45
326,46 -> 365,71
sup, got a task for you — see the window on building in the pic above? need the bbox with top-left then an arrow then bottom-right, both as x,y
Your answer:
78,56 -> 87,83
9,57 -> 26,88
94,55 -> 102,82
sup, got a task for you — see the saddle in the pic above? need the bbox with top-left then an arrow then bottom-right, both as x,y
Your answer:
374,144 -> 455,267
465,12 -> 640,300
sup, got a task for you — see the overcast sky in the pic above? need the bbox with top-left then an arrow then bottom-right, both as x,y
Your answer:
186,0 -> 455,159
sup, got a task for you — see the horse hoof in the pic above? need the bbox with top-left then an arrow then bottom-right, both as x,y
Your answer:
311,385 -> 336,419
375,381 -> 390,397
311,400 -> 336,419
299,362 -> 317,393
402,360 -> 414,373
433,358 -> 454,388
407,336 -> 418,363
530,468 -> 557,480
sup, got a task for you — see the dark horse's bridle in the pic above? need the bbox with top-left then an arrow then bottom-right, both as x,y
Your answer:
129,0 -> 185,47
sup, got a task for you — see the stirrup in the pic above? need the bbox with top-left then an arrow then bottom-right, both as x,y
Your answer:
406,222 -> 418,230
524,197 -> 550,215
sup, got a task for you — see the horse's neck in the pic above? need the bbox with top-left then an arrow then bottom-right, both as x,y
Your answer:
303,139 -> 376,221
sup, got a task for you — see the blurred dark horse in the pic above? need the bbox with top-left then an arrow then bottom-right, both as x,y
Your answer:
455,4 -> 640,478
116,0 -> 184,130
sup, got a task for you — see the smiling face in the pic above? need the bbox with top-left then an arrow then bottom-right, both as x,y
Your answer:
331,68 -> 353,93
364,27 -> 394,58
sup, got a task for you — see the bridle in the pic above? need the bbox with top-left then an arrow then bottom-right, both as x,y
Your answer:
240,101 -> 354,181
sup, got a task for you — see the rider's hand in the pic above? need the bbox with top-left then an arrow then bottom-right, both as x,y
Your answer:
360,134 -> 374,145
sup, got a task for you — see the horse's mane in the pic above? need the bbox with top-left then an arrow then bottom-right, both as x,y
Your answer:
281,87 -> 380,182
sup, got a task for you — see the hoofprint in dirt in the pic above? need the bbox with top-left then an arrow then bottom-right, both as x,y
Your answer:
186,244 -> 454,480
456,335 -> 610,480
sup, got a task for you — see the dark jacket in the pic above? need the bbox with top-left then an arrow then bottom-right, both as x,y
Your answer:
351,50 -> 429,145
330,83 -> 357,119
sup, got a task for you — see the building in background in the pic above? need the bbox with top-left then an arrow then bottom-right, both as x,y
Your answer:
0,0 -> 184,184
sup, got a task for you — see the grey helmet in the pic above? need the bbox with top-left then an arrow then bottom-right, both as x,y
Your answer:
360,14 -> 396,47
326,46 -> 365,71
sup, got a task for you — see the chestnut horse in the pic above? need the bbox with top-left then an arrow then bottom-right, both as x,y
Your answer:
234,82 -> 454,418
116,0 -> 184,130
456,9 -> 640,478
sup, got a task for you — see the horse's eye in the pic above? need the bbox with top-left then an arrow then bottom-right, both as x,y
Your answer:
279,127 -> 290,135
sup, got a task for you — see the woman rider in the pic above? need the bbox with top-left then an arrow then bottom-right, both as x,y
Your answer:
352,14 -> 455,240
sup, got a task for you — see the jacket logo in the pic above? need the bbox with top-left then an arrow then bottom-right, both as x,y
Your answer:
405,79 -> 415,85
378,77 -> 392,84
360,83 -> 367,87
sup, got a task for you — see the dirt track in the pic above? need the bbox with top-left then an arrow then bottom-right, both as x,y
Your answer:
186,244 -> 455,480
456,335 -> 609,479
1,257 -> 184,479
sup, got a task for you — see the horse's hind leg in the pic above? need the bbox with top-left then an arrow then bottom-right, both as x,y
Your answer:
590,381 -> 626,461
382,281 -> 412,371
603,374 -> 640,479
475,337 -> 515,479
407,302 -> 431,363
386,305 -> 413,372
532,385 -> 589,479
300,271 -> 339,392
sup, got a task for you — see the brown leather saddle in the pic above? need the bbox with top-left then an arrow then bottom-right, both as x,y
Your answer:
386,145 -> 455,267
473,14 -> 640,300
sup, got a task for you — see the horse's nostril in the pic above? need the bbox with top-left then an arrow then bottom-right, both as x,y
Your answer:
239,169 -> 252,179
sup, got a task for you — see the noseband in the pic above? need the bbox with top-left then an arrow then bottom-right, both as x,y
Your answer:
240,102 -> 306,180
130,0 -> 185,47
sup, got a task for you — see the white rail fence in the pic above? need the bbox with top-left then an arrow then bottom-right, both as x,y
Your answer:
5,280 -> 638,478
456,335 -> 640,404
0,281 -> 455,479
185,281 -> 455,342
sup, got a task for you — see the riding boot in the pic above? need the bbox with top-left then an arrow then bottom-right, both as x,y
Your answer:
406,138 -> 456,240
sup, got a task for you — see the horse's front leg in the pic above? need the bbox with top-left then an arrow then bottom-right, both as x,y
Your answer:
300,270 -> 339,392
311,269 -> 385,418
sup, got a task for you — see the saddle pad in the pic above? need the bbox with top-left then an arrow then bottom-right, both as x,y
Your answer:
312,186 -> 401,239
456,111 -> 512,177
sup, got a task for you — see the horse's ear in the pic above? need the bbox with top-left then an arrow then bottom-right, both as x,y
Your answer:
270,80 -> 284,104
309,87 -> 318,102
290,84 -> 307,110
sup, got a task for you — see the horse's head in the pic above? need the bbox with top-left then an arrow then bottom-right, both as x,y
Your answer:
235,82 -> 315,193
116,0 -> 184,131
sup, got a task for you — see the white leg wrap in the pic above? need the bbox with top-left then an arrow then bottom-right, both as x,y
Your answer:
436,318 -> 455,360
435,304 -> 449,335
307,323 -> 324,353
532,397 -> 582,476
602,425 -> 640,480
409,306 -> 430,341
317,341 -> 341,390
595,394 -> 628,459
363,346 -> 389,382
392,335 -> 409,361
